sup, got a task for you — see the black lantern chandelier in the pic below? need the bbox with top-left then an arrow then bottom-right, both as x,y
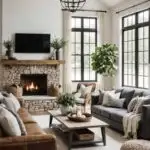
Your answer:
60,0 -> 86,12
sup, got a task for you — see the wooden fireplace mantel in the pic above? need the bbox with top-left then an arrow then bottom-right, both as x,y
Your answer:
1,59 -> 65,66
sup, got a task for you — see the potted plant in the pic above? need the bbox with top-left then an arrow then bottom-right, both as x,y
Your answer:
91,43 -> 118,89
57,93 -> 76,115
3,40 -> 13,59
50,38 -> 67,60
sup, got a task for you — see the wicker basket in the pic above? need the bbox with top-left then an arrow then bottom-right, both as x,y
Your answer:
74,129 -> 94,141
67,113 -> 92,122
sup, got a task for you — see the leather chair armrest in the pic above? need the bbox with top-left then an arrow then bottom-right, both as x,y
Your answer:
0,134 -> 56,150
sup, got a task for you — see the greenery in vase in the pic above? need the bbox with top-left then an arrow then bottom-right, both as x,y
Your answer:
50,38 -> 67,51
3,40 -> 13,50
57,93 -> 76,107
91,43 -> 118,76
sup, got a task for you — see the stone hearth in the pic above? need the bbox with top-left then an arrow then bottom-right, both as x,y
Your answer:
1,65 -> 60,92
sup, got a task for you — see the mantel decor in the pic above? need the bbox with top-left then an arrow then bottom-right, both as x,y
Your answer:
60,0 -> 86,12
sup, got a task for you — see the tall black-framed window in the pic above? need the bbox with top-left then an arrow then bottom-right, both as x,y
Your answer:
122,9 -> 150,88
71,17 -> 97,82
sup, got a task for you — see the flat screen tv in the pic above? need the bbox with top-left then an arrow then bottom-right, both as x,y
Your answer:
15,33 -> 50,53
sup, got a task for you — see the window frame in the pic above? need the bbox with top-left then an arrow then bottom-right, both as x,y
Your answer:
122,8 -> 150,88
71,16 -> 98,82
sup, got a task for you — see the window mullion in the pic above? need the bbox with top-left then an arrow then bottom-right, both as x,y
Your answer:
81,18 -> 84,81
135,14 -> 139,88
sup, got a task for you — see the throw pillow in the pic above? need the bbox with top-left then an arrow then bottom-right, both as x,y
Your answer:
127,96 -> 139,113
79,84 -> 93,98
0,105 -> 21,136
2,96 -> 16,113
102,91 -> 120,106
134,96 -> 150,114
2,105 -> 27,136
48,84 -> 61,97
9,93 -> 21,112
120,89 -> 135,108
102,92 -> 125,108
74,92 -> 82,99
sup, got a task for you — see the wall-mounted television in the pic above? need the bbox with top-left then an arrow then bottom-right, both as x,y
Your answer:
15,33 -> 50,53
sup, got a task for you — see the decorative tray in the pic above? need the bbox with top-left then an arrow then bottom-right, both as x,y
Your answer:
67,113 -> 92,122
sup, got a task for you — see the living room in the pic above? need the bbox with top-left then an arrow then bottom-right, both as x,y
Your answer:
0,0 -> 150,150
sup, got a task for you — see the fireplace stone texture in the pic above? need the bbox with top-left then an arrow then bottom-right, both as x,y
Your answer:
1,65 -> 60,93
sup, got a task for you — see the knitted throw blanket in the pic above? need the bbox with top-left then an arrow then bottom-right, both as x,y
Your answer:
123,112 -> 141,139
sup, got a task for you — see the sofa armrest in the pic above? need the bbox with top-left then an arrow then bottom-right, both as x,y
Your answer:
84,93 -> 91,105
0,134 -> 56,150
140,105 -> 150,139
17,97 -> 24,107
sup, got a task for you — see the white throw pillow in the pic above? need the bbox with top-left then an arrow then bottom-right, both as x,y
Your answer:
102,91 -> 121,106
9,93 -> 21,112
79,84 -> 93,98
0,106 -> 21,136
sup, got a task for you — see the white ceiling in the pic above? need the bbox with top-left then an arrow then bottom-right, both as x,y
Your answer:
100,0 -> 125,7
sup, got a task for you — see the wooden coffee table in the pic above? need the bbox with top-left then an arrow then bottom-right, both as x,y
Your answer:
48,110 -> 109,150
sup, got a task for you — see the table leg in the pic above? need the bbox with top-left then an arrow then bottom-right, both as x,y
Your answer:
49,114 -> 53,128
101,127 -> 106,146
68,131 -> 73,150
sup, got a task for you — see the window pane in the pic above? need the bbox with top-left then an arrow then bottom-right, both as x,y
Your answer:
124,42 -> 127,52
89,70 -> 95,80
75,18 -> 81,28
138,52 -> 143,64
75,32 -> 81,43
84,19 -> 90,28
144,77 -> 149,88
128,41 -> 132,52
124,18 -> 128,27
144,52 -> 149,63
144,39 -> 149,51
144,11 -> 149,22
138,27 -> 143,39
124,64 -> 128,74
124,53 -> 128,63
124,31 -> 128,41
76,56 -> 81,67
84,56 -> 90,68
138,40 -> 143,51
138,12 -> 144,23
75,69 -> 81,80
128,64 -> 132,74
75,44 -> 81,54
84,32 -> 89,43
90,19 -> 95,28
139,65 -> 143,76
144,65 -> 149,76
90,44 -> 95,54
84,44 -> 90,54
84,69 -> 90,80
90,32 -> 95,43
138,76 -> 143,87
124,75 -> 128,85
72,18 -> 75,28
128,75 -> 132,86
144,26 -> 149,38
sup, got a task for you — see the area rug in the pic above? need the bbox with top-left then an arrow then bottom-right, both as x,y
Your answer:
33,114 -> 126,150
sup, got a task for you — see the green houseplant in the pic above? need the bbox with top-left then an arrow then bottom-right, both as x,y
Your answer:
91,43 -> 118,89
3,40 -> 13,59
57,93 -> 76,115
50,38 -> 67,60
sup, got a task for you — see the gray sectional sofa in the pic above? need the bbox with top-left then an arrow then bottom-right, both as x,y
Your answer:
91,88 -> 150,139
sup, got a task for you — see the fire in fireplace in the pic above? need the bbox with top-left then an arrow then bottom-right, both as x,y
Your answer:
21,74 -> 47,96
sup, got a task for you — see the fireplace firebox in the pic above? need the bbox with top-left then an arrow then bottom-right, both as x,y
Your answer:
21,74 -> 47,96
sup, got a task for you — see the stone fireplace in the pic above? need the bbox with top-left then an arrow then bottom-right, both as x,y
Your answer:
1,64 -> 60,94
21,74 -> 47,96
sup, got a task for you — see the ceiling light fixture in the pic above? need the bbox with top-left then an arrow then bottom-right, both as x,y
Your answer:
60,0 -> 86,12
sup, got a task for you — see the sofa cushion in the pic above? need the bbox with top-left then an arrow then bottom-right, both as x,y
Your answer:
142,90 -> 150,96
110,108 -> 127,123
91,105 -> 101,115
25,123 -> 46,135
18,108 -> 36,124
133,90 -> 143,98
120,89 -> 135,108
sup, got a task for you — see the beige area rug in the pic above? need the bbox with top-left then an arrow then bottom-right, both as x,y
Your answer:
33,114 -> 126,150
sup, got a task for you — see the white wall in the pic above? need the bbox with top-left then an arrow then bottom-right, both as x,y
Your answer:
2,0 -> 62,59
111,0 -> 150,88
0,0 -> 2,90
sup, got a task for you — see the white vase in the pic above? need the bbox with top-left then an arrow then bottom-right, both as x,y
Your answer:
60,105 -> 71,115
